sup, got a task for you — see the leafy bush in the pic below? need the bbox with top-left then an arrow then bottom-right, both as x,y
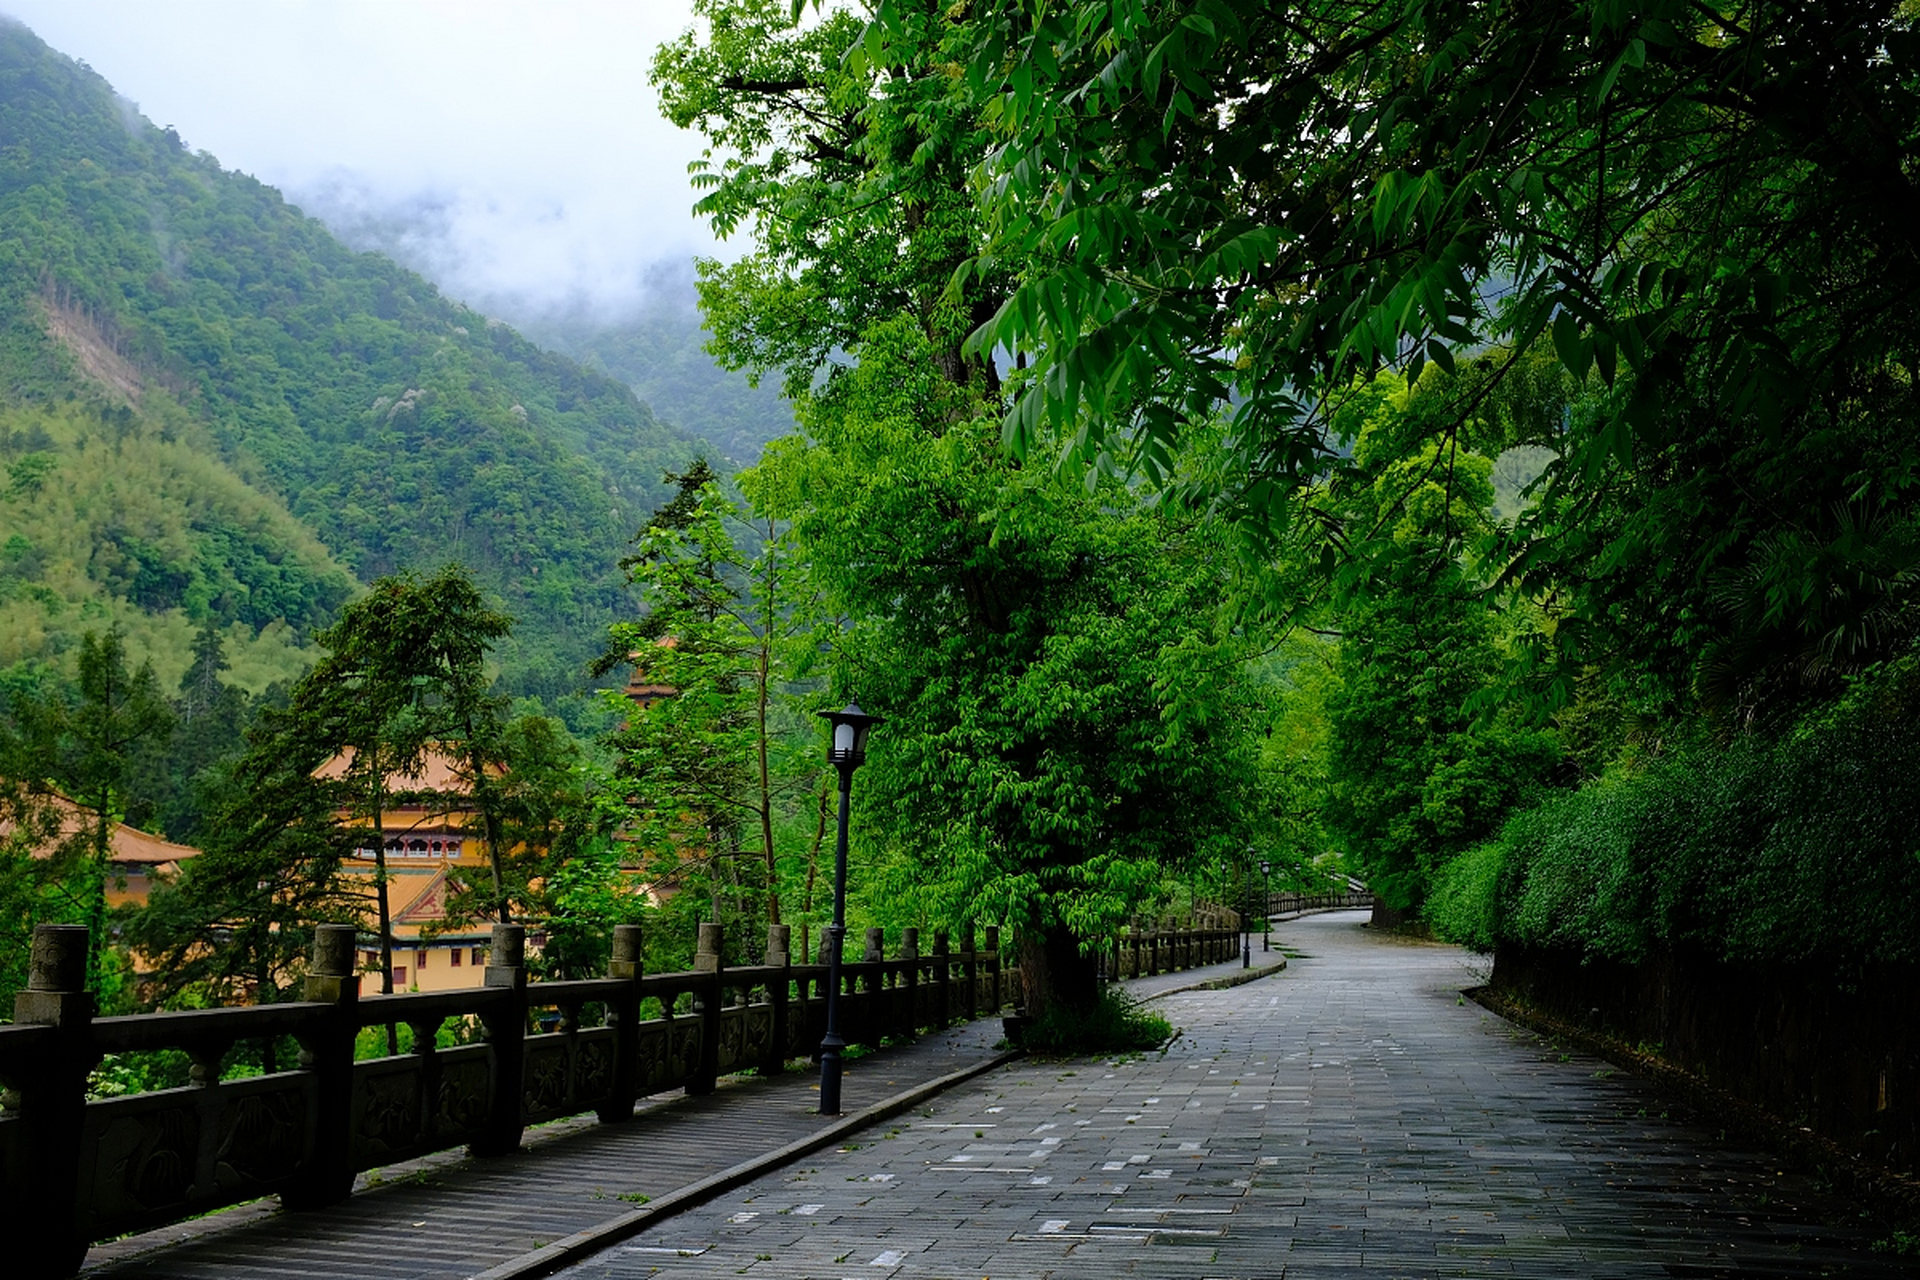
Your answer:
1472,653 -> 1920,967
1016,988 -> 1173,1056
1425,840 -> 1503,952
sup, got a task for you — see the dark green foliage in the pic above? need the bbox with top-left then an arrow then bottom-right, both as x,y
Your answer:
1322,378 -> 1557,910
135,620 -> 254,845
1432,653 -> 1920,967
1016,988 -> 1173,1056
0,22 -> 705,697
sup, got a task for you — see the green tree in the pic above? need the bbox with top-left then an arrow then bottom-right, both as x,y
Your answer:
857,0 -> 1920,725
23,629 -> 175,998
603,461 -> 826,943
654,0 -> 1280,1017
1322,379 -> 1557,913
141,620 -> 257,846
304,567 -> 514,998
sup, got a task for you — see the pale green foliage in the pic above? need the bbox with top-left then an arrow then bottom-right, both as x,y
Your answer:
0,404 -> 342,691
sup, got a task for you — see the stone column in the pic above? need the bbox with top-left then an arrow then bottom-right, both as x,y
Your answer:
690,922 -> 723,1094
960,922 -> 978,1019
983,925 -> 1002,1011
932,929 -> 951,1026
899,927 -> 920,1040
282,924 -> 359,1210
599,924 -> 643,1123
764,924 -> 792,1075
11,925 -> 93,1279
471,923 -> 527,1156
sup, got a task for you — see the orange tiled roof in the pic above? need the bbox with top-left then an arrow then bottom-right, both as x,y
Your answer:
0,790 -> 200,867
312,745 -> 495,793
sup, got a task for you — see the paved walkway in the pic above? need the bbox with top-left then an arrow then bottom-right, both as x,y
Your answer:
552,911 -> 1912,1280
86,1019 -> 1008,1280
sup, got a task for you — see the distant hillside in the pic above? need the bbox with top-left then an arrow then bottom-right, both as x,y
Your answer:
287,185 -> 797,468
0,19 -> 699,700
512,267 -> 797,468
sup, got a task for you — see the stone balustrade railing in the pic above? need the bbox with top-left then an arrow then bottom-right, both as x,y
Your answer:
1264,889 -> 1374,918
1108,891 -> 1374,980
1109,914 -> 1243,980
0,919 -> 1015,1278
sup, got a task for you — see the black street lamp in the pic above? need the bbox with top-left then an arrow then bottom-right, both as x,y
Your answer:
816,702 -> 882,1116
1242,845 -> 1253,969
1260,859 -> 1272,952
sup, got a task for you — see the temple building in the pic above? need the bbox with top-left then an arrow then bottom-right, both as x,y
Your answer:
0,791 -> 199,907
313,747 -> 498,993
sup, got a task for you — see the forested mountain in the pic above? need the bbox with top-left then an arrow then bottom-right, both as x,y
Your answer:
514,270 -> 796,467
0,19 -> 700,700
291,186 -> 799,468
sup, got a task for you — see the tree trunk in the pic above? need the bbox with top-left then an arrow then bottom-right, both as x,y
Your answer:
370,778 -> 398,1055
1016,922 -> 1100,1022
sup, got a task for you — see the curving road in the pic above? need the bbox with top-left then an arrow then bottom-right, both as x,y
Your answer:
555,910 -> 1912,1279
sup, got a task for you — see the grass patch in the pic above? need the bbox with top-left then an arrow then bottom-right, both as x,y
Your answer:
1017,989 -> 1173,1055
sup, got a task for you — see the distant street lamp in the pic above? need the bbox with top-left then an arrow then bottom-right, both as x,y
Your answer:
1242,845 -> 1254,969
1260,859 -> 1272,952
816,702 -> 882,1116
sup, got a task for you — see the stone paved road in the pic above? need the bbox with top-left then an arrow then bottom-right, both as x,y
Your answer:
556,911 -> 1914,1280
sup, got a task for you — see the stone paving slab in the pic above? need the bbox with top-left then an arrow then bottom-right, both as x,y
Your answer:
551,911 -> 1915,1280
82,1019 -> 1007,1280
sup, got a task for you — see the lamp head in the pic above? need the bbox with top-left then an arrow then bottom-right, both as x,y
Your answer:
819,702 -> 884,769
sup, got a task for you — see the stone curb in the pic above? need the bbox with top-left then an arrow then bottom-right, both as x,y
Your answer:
1133,956 -> 1287,1002
466,1049 -> 1024,1280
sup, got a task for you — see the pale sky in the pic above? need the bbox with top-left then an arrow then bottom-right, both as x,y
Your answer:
1,0 -> 730,318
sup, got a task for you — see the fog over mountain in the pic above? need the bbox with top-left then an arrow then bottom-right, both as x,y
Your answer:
0,0 -> 728,319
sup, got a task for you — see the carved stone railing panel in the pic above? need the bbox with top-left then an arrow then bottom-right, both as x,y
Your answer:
349,1058 -> 426,1165
76,1070 -> 316,1241
434,1045 -> 491,1143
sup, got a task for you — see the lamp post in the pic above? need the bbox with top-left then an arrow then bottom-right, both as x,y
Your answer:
1260,859 -> 1271,952
1242,846 -> 1253,969
816,702 -> 882,1116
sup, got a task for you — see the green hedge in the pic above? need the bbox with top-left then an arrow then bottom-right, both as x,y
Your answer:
1430,655 -> 1920,967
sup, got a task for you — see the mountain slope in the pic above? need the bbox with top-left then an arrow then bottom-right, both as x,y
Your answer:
0,19 -> 695,698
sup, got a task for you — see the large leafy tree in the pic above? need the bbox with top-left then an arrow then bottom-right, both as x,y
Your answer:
758,339 -> 1266,1010
855,0 -> 1920,723
654,0 -> 1273,1014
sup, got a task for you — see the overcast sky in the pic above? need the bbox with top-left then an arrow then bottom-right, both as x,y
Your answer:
1,0 -> 728,319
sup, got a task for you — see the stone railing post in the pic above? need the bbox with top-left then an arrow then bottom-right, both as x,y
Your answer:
472,923 -> 527,1156
858,927 -> 885,1045
283,924 -> 359,1210
764,923 -> 791,1076
689,921 -> 724,1094
899,927 -> 920,1039
598,923 -> 643,1123
960,922 -> 978,1019
11,924 -> 93,1279
983,925 -> 1002,1011
932,929 -> 951,1025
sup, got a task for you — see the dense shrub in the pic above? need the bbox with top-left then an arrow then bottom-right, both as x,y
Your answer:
1017,988 -> 1173,1056
1432,655 -> 1920,967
